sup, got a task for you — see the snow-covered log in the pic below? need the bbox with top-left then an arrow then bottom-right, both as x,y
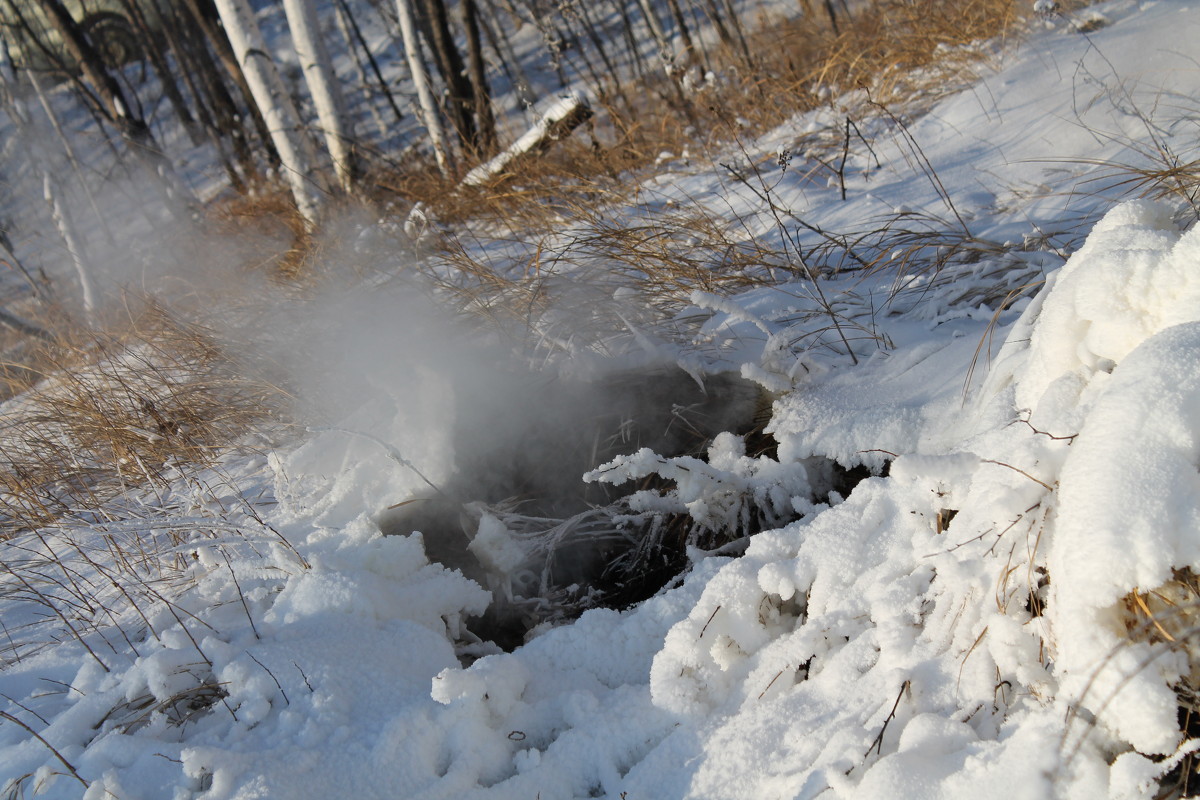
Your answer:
214,0 -> 323,224
461,92 -> 592,188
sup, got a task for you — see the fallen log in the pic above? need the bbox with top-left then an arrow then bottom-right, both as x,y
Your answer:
461,92 -> 592,188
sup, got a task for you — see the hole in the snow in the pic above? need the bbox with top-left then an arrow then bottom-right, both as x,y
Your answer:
376,364 -> 872,652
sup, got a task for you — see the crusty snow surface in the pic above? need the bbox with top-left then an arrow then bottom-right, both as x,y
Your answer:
5,1 -> 1200,798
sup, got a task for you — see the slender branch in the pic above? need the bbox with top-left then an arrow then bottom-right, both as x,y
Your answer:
0,710 -> 88,787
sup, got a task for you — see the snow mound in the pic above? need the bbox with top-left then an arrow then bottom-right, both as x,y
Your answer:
1017,200 -> 1199,422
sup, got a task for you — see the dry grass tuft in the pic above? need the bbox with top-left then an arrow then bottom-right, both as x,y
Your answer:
374,107 -> 691,230
207,189 -> 316,281
1114,571 -> 1200,797
0,299 -> 282,532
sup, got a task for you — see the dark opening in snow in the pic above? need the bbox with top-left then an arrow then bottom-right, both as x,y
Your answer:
376,364 -> 868,651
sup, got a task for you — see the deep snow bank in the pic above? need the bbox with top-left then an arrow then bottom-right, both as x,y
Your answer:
423,199 -> 1200,799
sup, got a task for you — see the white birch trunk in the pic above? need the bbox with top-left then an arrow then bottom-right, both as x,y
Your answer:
44,173 -> 97,319
635,0 -> 673,73
393,0 -> 453,176
0,33 -> 97,321
282,0 -> 358,193
213,0 -> 323,223
28,70 -> 116,249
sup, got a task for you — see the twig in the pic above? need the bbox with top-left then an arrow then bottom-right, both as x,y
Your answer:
308,426 -> 448,498
865,680 -> 911,758
758,667 -> 789,699
293,662 -> 314,692
867,97 -> 971,237
0,710 -> 88,787
836,117 -> 879,200
721,152 -> 861,364
246,651 -> 288,705
221,548 -> 259,640
981,459 -> 1055,492
0,559 -> 109,673
0,692 -> 48,726
699,605 -> 721,639
1017,416 -> 1078,443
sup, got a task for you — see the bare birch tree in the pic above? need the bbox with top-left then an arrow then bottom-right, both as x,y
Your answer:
180,0 -> 281,169
418,0 -> 478,152
214,0 -> 324,223
0,35 -> 96,321
282,0 -> 360,193
393,0 -> 453,175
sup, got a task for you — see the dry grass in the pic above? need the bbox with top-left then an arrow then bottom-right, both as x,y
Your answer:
1060,106 -> 1200,226
377,0 -> 1033,234
374,108 -> 691,229
344,0 -> 1055,362
205,190 -> 316,282
0,300 -> 283,533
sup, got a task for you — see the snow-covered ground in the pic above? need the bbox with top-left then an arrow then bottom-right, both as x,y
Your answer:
5,1 -> 1200,797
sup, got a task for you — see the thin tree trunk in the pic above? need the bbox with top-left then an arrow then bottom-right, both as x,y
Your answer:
27,70 -> 117,248
0,36 -> 97,318
154,2 -> 250,190
461,0 -> 495,156
419,0 -> 477,153
698,0 -> 738,57
214,0 -> 323,223
174,6 -> 260,181
683,0 -> 715,76
32,0 -> 156,154
556,14 -> 607,101
477,0 -> 536,113
823,0 -> 841,34
719,0 -> 754,68
664,0 -> 695,63
181,0 -> 281,168
573,1 -> 631,107
158,9 -> 217,134
282,0 -> 359,193
394,0 -> 453,174
43,173 -> 97,319
0,39 -> 60,309
117,0 -> 200,143
32,0 -> 196,214
633,0 -> 692,115
333,0 -> 405,126
635,0 -> 670,58
332,0 -> 390,140
0,224 -> 49,305
609,0 -> 649,81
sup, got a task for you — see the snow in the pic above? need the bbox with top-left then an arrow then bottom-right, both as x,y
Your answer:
7,0 -> 1200,798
